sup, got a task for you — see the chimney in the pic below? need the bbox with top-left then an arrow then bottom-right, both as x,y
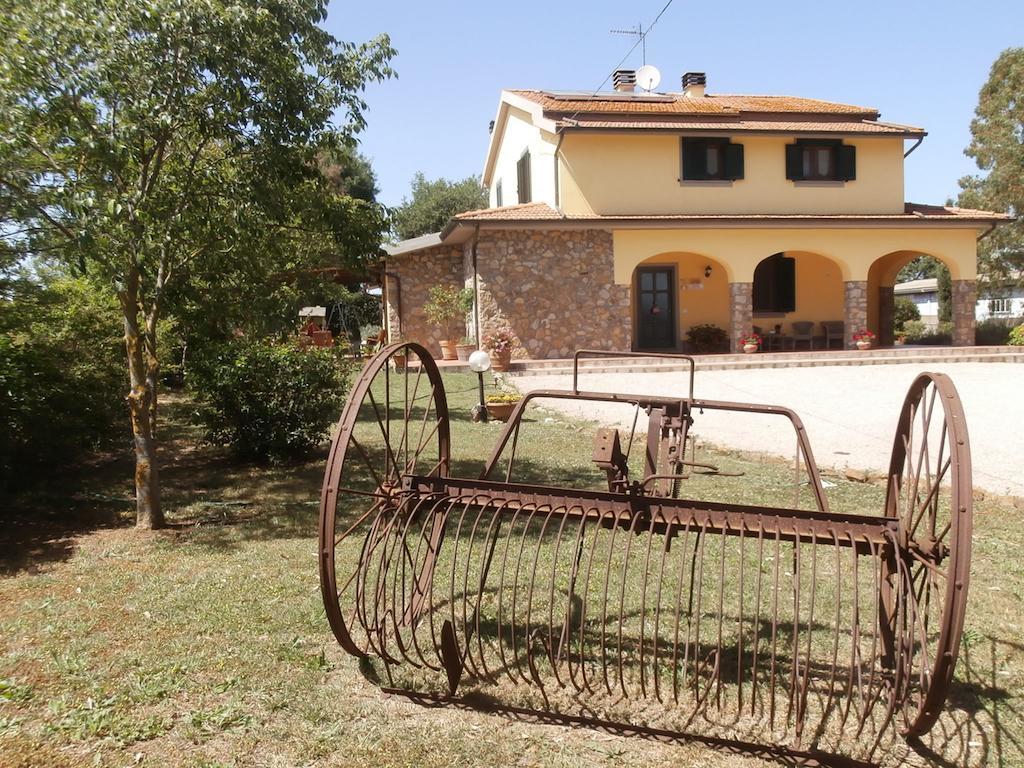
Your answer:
613,69 -> 636,93
682,71 -> 707,98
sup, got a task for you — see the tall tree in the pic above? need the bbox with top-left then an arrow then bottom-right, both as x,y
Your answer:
319,145 -> 379,203
392,172 -> 487,241
957,47 -> 1024,293
0,0 -> 393,528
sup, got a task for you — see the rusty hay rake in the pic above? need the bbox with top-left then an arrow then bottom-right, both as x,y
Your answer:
318,343 -> 972,759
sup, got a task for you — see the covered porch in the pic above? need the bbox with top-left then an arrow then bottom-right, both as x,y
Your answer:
614,221 -> 987,353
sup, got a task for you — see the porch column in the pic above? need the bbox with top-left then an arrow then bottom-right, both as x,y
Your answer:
878,285 -> 895,346
729,282 -> 753,353
952,279 -> 977,346
843,280 -> 868,349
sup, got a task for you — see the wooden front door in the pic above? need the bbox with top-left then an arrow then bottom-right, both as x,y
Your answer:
636,267 -> 676,349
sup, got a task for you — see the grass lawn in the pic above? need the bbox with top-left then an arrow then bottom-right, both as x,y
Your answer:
1,370 -> 1022,768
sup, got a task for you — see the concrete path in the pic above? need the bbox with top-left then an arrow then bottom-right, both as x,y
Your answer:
517,362 -> 1024,497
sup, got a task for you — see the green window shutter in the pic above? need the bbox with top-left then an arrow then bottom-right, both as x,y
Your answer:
778,256 -> 796,312
724,143 -> 744,180
785,144 -> 803,180
837,144 -> 857,181
516,152 -> 531,203
681,139 -> 707,180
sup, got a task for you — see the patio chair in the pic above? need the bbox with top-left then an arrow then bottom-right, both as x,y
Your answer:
822,321 -> 844,350
791,321 -> 814,350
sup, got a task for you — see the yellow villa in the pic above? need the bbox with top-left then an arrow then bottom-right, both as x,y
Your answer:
384,71 -> 1009,355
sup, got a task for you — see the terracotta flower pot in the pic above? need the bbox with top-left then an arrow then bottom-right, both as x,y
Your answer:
490,349 -> 513,371
743,343 -> 759,354
456,343 -> 474,362
391,354 -> 407,372
856,340 -> 872,351
438,339 -> 458,361
485,400 -> 519,421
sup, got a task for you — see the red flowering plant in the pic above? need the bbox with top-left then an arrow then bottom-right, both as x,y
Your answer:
741,333 -> 762,347
483,326 -> 517,354
852,328 -> 877,342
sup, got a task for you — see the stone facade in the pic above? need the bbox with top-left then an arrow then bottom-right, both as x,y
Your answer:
843,280 -> 868,349
952,279 -> 977,347
878,286 -> 895,346
386,229 -> 631,360
383,244 -> 462,354
728,282 -> 753,353
473,229 -> 630,359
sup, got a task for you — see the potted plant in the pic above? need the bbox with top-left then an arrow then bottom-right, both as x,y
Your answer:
423,285 -> 463,361
853,328 -> 876,350
483,325 -> 518,371
456,336 -> 475,362
741,333 -> 761,354
485,391 -> 521,422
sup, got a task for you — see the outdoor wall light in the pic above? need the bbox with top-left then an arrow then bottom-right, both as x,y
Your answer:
704,265 -> 713,278
468,350 -> 491,422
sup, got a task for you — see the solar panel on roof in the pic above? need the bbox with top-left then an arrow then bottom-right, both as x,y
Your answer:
544,90 -> 675,103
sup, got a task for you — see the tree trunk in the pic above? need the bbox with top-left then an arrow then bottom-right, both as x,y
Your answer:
121,273 -> 164,530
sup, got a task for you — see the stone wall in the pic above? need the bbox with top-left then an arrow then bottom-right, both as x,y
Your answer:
728,282 -> 753,353
473,229 -> 631,359
843,280 -> 868,349
383,244 -> 463,354
952,279 -> 977,347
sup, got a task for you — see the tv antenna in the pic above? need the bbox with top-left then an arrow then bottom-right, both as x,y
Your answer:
610,23 -> 647,65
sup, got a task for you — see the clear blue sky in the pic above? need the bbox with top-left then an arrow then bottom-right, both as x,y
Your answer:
326,0 -> 1022,209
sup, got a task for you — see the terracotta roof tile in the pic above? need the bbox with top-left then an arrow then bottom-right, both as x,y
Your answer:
453,202 -> 562,221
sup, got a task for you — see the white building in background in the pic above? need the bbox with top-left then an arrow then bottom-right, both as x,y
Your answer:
894,278 -> 1024,328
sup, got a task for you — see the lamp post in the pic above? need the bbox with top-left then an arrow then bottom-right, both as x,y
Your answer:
468,350 -> 491,423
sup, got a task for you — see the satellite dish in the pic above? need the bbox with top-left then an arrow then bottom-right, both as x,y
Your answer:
635,64 -> 662,92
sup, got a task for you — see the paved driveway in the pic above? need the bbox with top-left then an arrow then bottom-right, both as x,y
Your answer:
518,362 -> 1024,497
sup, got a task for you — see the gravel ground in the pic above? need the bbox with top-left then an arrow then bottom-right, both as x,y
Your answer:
517,362 -> 1024,497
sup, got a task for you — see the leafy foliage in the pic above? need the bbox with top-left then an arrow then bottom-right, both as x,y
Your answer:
975,317 -> 1018,346
896,255 -> 943,283
1008,324 -> 1024,347
189,339 -> 353,462
685,323 -> 729,353
894,297 -> 921,330
392,173 -> 487,241
902,320 -> 953,346
423,285 -> 465,339
0,0 -> 394,525
957,48 -> 1024,292
0,275 -> 125,488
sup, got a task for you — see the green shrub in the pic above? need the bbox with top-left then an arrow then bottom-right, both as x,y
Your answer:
893,297 -> 921,331
189,339 -> 354,462
684,324 -> 729,354
900,320 -> 926,340
0,277 -> 126,489
1009,324 -> 1024,346
904,320 -> 952,346
975,317 -> 1019,346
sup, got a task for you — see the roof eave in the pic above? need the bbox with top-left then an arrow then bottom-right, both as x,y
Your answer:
482,91 -> 559,186
556,125 -> 927,139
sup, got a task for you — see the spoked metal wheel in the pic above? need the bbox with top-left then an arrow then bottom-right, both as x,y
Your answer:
880,372 -> 972,737
318,343 -> 450,658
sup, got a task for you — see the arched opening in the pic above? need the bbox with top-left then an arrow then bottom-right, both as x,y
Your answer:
632,252 -> 729,352
869,251 -> 955,345
751,250 -> 844,349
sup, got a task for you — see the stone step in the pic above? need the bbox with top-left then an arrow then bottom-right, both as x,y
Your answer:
506,348 -> 1024,377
